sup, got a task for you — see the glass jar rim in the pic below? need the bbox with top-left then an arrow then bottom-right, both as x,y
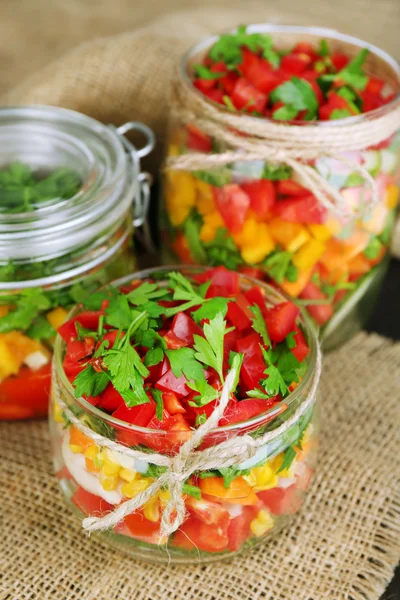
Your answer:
180,24 -> 400,125
0,105 -> 137,265
54,265 -> 319,438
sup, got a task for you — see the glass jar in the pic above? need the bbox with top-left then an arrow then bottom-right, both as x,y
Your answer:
50,266 -> 320,564
0,106 -> 154,420
160,26 -> 400,351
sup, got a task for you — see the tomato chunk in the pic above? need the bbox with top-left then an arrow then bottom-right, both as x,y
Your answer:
0,363 -> 51,419
231,78 -> 268,113
241,180 -> 276,217
291,326 -> 310,362
274,194 -> 326,224
172,515 -> 229,552
213,184 -> 250,234
299,282 -> 334,326
58,311 -> 102,342
71,486 -> 114,517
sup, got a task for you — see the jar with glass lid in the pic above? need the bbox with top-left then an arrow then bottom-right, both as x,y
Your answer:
0,105 -> 154,420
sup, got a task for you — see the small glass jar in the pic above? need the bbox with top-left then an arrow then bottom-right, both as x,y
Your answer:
160,26 -> 400,350
50,266 -> 320,564
0,106 -> 154,420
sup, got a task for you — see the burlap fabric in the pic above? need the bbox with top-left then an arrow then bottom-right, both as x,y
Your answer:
1,332 -> 399,600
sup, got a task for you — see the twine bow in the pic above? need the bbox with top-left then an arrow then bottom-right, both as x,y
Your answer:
53,342 -> 321,539
166,77 -> 400,219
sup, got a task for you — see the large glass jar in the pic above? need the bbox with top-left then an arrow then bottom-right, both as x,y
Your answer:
160,26 -> 400,350
0,106 -> 154,419
50,266 -> 320,564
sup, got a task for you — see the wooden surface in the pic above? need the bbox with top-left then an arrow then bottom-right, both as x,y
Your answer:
0,0 -> 399,94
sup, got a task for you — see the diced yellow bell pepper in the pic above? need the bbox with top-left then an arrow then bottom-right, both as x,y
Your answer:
195,179 -> 215,215
241,225 -> 275,264
0,339 -> 22,381
101,457 -> 121,477
46,306 -> 69,331
385,184 -> 399,209
53,400 -> 64,424
69,444 -> 84,454
292,238 -> 326,271
250,464 -> 279,492
280,266 -> 313,298
233,217 -> 260,247
286,228 -> 311,253
308,223 -> 333,242
164,171 -> 196,227
199,211 -> 225,242
159,488 -> 171,507
0,331 -> 45,365
250,510 -> 275,537
167,143 -> 180,157
267,218 -> 305,249
0,305 -> 9,318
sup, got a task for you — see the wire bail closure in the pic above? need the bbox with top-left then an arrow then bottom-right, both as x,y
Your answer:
114,122 -> 156,252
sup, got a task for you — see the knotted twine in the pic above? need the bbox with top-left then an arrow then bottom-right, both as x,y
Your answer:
52,341 -> 321,539
166,67 -> 400,219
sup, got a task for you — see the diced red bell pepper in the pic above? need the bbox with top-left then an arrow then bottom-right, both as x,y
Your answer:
112,399 -> 155,427
71,486 -> 114,517
120,511 -> 164,543
146,357 -> 169,384
221,71 -> 239,95
365,77 -> 385,95
0,363 -> 52,420
240,179 -> 276,217
240,50 -> 281,94
195,266 -> 240,298
231,78 -> 268,113
226,293 -> 253,332
235,332 -> 266,390
186,124 -> 213,153
361,90 -> 385,113
299,281 -> 334,326
274,194 -> 326,224
97,383 -> 124,413
193,78 -> 215,93
293,42 -> 318,62
172,515 -> 229,552
281,53 -> 311,75
277,179 -> 309,197
162,391 -> 186,415
245,286 -> 267,315
240,48 -> 260,79
58,311 -> 103,342
331,52 -> 349,71
213,184 -> 250,234
264,302 -> 300,343
291,326 -> 310,362
258,484 -> 302,516
202,87 -> 225,104
238,266 -> 265,280
165,312 -> 203,347
155,369 -> 192,397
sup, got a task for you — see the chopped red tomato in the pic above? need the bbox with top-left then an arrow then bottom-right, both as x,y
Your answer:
265,302 -> 300,343
213,184 -> 250,234
186,124 -> 212,153
291,326 -> 310,362
164,312 -> 202,348
258,485 -> 302,516
0,363 -> 51,420
221,397 -> 278,426
173,515 -> 229,552
277,180 -> 309,197
231,78 -> 268,113
58,311 -> 103,342
274,194 -> 326,224
186,496 -> 230,526
281,53 -> 311,75
113,399 -> 155,427
63,338 -> 95,378
330,52 -> 349,71
97,384 -> 124,412
227,505 -> 260,551
156,369 -> 192,397
241,179 -> 276,217
196,265 -> 240,297
235,332 -> 266,390
71,486 -> 114,517
227,293 -> 253,331
162,391 -> 186,415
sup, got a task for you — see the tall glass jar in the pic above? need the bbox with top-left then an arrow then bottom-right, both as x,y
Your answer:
50,266 -> 320,564
0,106 -> 154,419
160,26 -> 400,350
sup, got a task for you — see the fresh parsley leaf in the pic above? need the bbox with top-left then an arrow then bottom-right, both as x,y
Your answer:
127,282 -> 168,306
193,64 -> 225,80
330,109 -> 352,120
73,366 -> 109,399
0,288 -> 51,334
321,48 -> 369,90
262,250 -> 292,284
83,287 -> 118,310
247,389 -> 272,399
27,316 -> 55,340
364,237 -> 383,259
285,263 -> 299,282
166,347 -> 205,382
258,35 -> 280,68
193,312 -> 227,382
218,466 -> 250,489
319,39 -> 329,57
191,296 -> 228,322
182,483 -> 202,499
193,169 -> 232,187
263,364 -> 288,396
271,77 -> 318,120
105,295 -> 133,330
223,95 -> 237,112
144,347 -> 164,367
183,212 -> 208,263
229,352 -> 244,393
195,413 -> 207,426
285,331 -> 297,349
250,304 -> 271,347
204,227 -> 243,270
273,105 -> 299,121
187,378 -> 219,406
262,163 -> 292,181
150,388 -> 164,421
277,446 -> 297,473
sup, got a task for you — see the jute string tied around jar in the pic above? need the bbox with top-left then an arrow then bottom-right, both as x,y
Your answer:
166,73 -> 400,219
53,342 -> 321,539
